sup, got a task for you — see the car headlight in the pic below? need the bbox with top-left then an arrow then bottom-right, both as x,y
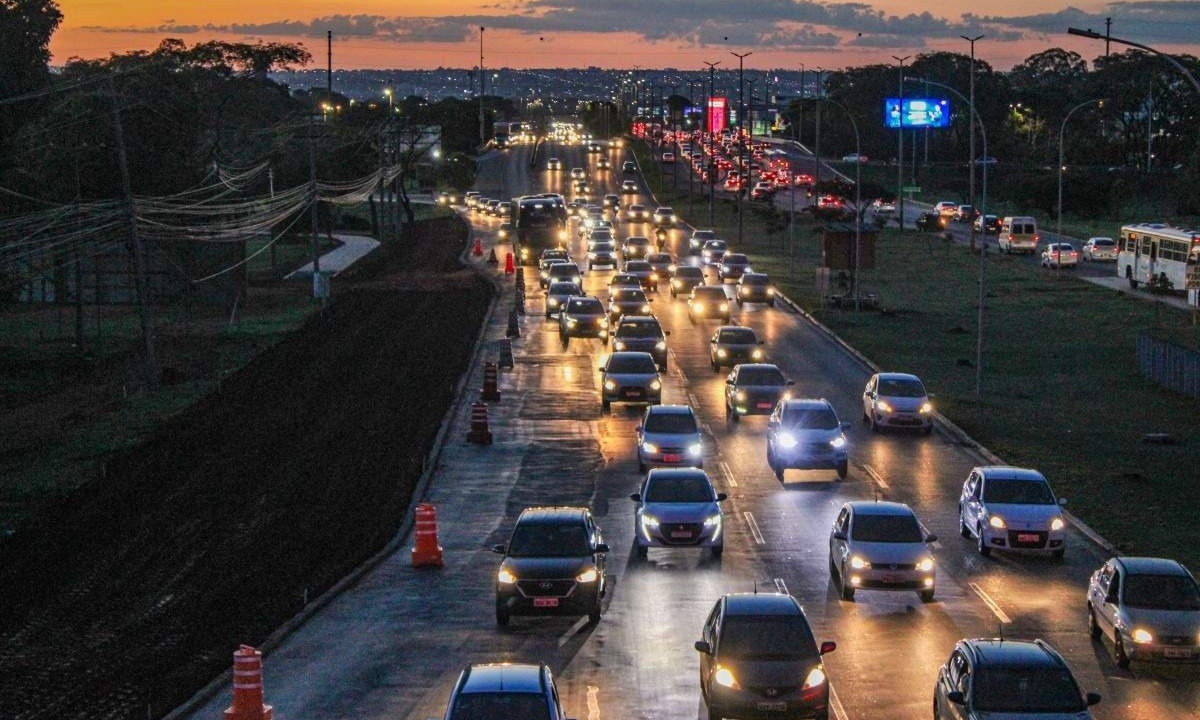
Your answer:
614,341 -> 626,350
716,348 -> 727,357
876,400 -> 894,413
735,390 -> 747,401
654,341 -> 666,351
498,230 -> 508,238
719,302 -> 729,311
767,288 -> 775,295
604,380 -> 616,391
559,230 -> 568,240
988,515 -> 1007,529
520,248 -> 529,258
704,514 -> 722,528
1131,628 -> 1154,644
649,379 -> 662,391
688,443 -> 703,456
548,298 -> 559,307
650,272 -> 658,280
849,555 -> 870,570
714,666 -> 739,689
567,318 -> 578,327
916,557 -> 935,572
751,349 -> 763,360
778,432 -> 798,449
829,435 -> 846,449
801,666 -> 826,691
576,568 -> 599,583
642,442 -> 659,454
497,568 -> 517,584
641,513 -> 660,529
641,304 -> 651,313
1050,517 -> 1066,532
600,318 -> 609,328
919,402 -> 933,414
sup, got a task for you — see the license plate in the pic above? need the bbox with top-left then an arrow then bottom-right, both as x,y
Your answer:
662,453 -> 681,462
623,389 -> 643,398
670,531 -> 692,539
756,402 -> 772,409
756,701 -> 786,712
883,574 -> 901,584
1163,648 -> 1192,659
1017,533 -> 1040,543
533,597 -> 559,608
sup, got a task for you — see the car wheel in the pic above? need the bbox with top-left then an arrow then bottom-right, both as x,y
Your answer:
588,598 -> 602,625
601,398 -> 610,413
768,299 -> 775,308
638,457 -> 646,473
959,509 -> 971,538
836,460 -> 848,480
711,360 -> 719,373
496,604 -> 510,627
922,424 -> 933,435
711,544 -> 723,558
1088,604 -> 1102,640
670,288 -> 677,298
707,706 -> 721,720
1052,548 -> 1065,561
773,461 -> 785,483
869,413 -> 879,432
976,526 -> 992,557
731,409 -> 740,424
840,568 -> 855,601
920,589 -> 935,603
736,297 -> 743,307
635,544 -> 648,559
1115,634 -> 1131,669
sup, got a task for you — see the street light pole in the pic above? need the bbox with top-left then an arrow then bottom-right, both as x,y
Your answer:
731,51 -> 753,245
1057,98 -> 1105,258
478,26 -> 486,149
892,55 -> 911,234
815,98 -> 862,309
1068,27 -> 1200,95
961,34 -> 984,251
704,61 -> 721,227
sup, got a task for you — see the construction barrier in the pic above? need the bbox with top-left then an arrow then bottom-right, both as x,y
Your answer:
481,361 -> 501,402
223,645 -> 273,720
506,308 -> 520,338
467,401 -> 493,445
498,339 -> 514,369
472,238 -> 483,257
411,503 -> 445,568
504,252 -> 515,275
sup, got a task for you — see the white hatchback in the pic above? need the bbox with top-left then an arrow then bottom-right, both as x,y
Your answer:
958,466 -> 1068,559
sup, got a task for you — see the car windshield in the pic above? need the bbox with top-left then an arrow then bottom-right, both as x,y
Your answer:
507,522 -> 590,557
1091,239 -> 1115,247
543,251 -> 568,261
449,692 -> 550,720
1015,223 -> 1036,234
972,667 -> 1084,713
612,289 -> 647,302
983,478 -> 1056,505
693,231 -> 716,241
737,367 -> 786,386
617,322 -> 661,338
550,265 -> 579,277
611,274 -> 638,285
645,474 -> 712,503
626,262 -> 652,272
782,408 -> 839,430
742,276 -> 768,285
719,329 -> 757,344
657,207 -> 673,214
1123,573 -> 1200,610
676,267 -> 703,279
627,238 -> 650,247
719,616 -> 817,661
567,299 -> 602,314
878,379 -> 926,397
851,513 -> 924,543
724,254 -> 749,265
644,412 -> 698,434
647,254 -> 671,263
694,288 -> 726,300
548,282 -> 579,294
607,355 -> 658,373
705,241 -> 728,250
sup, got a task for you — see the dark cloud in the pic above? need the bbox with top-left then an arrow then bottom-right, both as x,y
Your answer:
979,2 -> 1200,43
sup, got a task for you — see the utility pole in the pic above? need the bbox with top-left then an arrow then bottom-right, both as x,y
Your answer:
1105,17 -> 1112,57
892,55 -> 910,234
326,31 -> 333,99
962,35 -> 984,251
479,27 -> 486,148
731,51 -> 752,245
704,60 -> 721,227
308,114 -> 325,308
107,77 -> 158,387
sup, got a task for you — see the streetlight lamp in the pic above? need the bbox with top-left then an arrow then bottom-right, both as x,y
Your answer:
961,34 -> 984,251
892,55 -> 911,233
1057,98 -> 1105,261
731,50 -> 753,244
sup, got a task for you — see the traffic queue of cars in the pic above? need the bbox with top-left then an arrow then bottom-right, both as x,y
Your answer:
442,133 -> 1199,720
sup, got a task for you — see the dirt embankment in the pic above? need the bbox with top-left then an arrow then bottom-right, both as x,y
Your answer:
0,216 -> 494,719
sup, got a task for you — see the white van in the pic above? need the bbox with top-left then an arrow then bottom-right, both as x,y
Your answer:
999,216 -> 1039,254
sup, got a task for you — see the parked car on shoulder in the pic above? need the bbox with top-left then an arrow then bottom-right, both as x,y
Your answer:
916,212 -> 947,232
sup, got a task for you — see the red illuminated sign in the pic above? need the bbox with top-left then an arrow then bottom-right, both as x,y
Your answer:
707,97 -> 727,134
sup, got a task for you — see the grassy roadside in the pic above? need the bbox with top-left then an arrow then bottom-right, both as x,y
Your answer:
633,139 -> 1200,571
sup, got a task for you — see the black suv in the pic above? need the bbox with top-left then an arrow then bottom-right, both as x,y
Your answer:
933,639 -> 1101,719
443,663 -> 572,720
493,507 -> 609,627
696,593 -> 836,720
612,316 -> 670,370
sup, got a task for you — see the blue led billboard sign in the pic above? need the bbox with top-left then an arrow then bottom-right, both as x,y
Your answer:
884,98 -> 950,128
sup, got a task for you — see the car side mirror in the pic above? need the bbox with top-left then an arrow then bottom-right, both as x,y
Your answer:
710,338 -> 716,344
595,543 -> 610,554
491,544 -> 507,554
716,493 -> 728,502
819,641 -> 836,655
635,424 -> 643,432
832,531 -> 847,541
630,493 -> 641,502
841,421 -> 852,430
598,366 -> 606,372
694,640 -> 712,655
1106,587 -> 1119,603
925,533 -> 938,544
758,340 -> 765,345
725,378 -> 733,385
664,330 -> 671,336
786,380 -> 795,386
1058,497 -> 1068,506
946,691 -> 965,706
927,393 -> 936,400
1086,693 -> 1102,707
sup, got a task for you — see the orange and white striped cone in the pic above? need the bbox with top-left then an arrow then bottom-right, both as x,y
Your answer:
224,645 -> 273,720
411,503 -> 445,568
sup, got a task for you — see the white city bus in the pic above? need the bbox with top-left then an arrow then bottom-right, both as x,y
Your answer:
1117,223 -> 1200,296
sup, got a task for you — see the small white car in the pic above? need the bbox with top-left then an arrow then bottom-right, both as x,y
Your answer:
1041,242 -> 1079,268
862,372 -> 933,434
829,501 -> 937,602
1082,237 -> 1118,261
958,466 -> 1068,559
569,167 -> 586,180
1086,556 -> 1200,668
547,157 -> 562,170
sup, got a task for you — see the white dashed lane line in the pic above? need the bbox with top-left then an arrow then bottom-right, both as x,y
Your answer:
719,460 -> 738,488
743,511 -> 766,545
969,582 -> 1013,624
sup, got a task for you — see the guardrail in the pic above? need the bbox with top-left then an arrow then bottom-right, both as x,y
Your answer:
1137,331 -> 1200,398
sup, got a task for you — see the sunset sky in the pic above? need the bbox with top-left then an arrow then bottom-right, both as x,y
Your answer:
52,1 -> 1200,71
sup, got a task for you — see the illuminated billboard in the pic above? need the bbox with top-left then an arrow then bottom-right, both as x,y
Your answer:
707,97 -> 728,134
884,98 -> 950,128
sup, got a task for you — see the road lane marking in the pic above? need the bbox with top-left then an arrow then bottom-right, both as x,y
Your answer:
863,464 -> 889,490
773,577 -> 789,595
829,685 -> 849,720
558,616 -> 590,647
969,582 -> 1012,624
719,460 -> 738,488
587,685 -> 601,720
743,511 -> 765,545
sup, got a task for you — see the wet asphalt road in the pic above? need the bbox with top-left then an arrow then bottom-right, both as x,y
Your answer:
179,140 -> 1197,720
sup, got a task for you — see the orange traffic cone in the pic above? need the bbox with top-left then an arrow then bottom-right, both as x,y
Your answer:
486,247 -> 499,265
504,252 -> 515,275
481,361 -> 501,402
472,238 -> 483,257
467,401 -> 493,444
411,503 -> 445,568
224,645 -> 273,720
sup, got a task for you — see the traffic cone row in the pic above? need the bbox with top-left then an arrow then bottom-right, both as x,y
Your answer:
481,361 -> 501,402
515,282 -> 526,316
467,401 -> 493,444
506,308 -> 520,338
411,503 -> 445,568
504,252 -> 515,275
472,238 -> 483,257
224,645 -> 273,720
498,338 -> 514,369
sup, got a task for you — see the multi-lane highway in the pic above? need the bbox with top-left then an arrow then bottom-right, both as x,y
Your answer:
181,136 -> 1197,720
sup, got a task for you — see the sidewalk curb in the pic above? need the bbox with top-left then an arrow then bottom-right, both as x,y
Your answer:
165,217 -> 501,720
